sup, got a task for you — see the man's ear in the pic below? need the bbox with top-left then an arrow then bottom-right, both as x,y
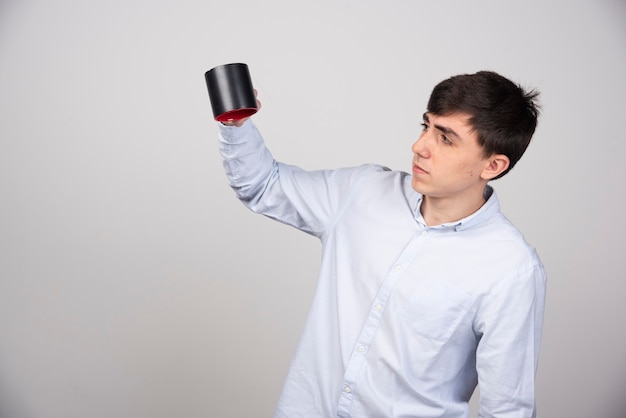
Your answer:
481,154 -> 510,180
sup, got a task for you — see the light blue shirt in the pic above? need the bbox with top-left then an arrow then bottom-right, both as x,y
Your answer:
218,120 -> 546,418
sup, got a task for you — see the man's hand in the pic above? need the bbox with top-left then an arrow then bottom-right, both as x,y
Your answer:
221,90 -> 261,127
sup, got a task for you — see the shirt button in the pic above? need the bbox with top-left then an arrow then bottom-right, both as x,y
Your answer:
344,386 -> 352,394
358,345 -> 366,353
374,303 -> 383,312
394,265 -> 403,272
421,230 -> 428,237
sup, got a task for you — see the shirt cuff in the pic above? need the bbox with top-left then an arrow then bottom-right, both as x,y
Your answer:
217,118 -> 255,144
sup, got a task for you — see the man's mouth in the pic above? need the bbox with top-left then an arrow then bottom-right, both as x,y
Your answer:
412,163 -> 428,175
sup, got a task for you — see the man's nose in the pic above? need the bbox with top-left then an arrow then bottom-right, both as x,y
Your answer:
412,134 -> 430,158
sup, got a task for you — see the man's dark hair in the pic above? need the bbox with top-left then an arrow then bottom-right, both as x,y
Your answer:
427,71 -> 540,179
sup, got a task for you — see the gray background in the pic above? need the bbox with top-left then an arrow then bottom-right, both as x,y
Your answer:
1,0 -> 625,417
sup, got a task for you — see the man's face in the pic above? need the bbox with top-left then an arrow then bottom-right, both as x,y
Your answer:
411,112 -> 491,202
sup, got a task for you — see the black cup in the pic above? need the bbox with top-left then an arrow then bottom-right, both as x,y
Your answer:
205,63 -> 258,122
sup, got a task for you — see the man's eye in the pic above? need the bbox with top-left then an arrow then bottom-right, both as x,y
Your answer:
442,135 -> 452,145
420,123 -> 429,131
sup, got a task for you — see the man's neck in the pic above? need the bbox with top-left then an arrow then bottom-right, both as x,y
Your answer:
420,189 -> 488,226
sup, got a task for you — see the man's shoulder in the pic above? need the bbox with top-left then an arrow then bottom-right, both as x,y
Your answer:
477,213 -> 542,268
321,163 -> 410,188
354,164 -> 409,181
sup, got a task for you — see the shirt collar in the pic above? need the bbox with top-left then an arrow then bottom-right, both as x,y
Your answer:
412,185 -> 500,232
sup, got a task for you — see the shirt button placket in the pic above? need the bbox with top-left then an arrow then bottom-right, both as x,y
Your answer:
337,383 -> 354,418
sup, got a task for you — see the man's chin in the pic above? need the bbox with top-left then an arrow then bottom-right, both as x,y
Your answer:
411,178 -> 427,194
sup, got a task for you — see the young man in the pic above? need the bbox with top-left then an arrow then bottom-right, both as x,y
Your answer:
216,71 -> 546,418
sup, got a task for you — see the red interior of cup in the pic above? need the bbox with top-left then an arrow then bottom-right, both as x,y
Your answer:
215,108 -> 258,122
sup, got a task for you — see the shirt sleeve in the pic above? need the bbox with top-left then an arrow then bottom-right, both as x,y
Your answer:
218,120 -> 384,236
474,260 -> 547,418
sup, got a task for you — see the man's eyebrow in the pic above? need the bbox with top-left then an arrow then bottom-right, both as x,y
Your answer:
435,124 -> 462,140
422,112 -> 462,140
